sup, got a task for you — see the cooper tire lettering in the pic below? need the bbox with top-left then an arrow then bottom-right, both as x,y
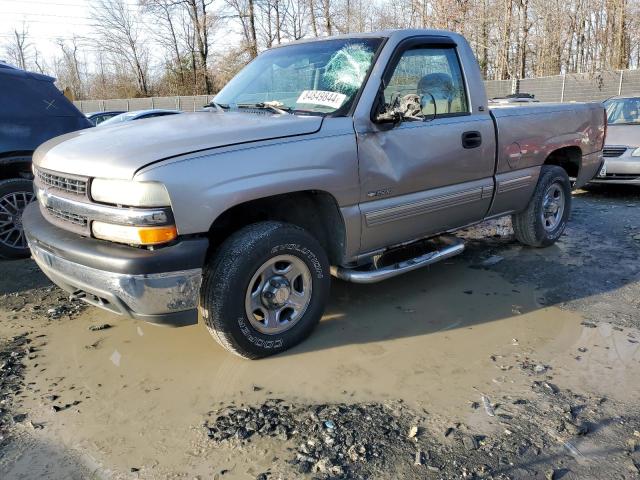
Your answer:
271,243 -> 323,278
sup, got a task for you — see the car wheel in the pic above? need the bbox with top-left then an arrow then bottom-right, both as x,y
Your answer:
0,178 -> 36,259
200,221 -> 330,359
512,165 -> 572,247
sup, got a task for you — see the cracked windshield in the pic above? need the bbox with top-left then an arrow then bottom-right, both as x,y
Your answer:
1,0 -> 640,479
214,38 -> 381,114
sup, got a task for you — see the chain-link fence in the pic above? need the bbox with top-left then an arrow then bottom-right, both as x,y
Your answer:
73,69 -> 640,113
486,69 -> 640,102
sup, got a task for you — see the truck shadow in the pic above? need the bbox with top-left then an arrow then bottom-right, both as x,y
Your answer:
284,188 -> 640,356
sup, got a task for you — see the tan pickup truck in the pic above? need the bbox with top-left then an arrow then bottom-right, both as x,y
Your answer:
23,29 -> 605,358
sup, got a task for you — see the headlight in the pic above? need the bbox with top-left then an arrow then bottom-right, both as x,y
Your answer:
92,221 -> 177,246
91,179 -> 171,207
632,148 -> 640,157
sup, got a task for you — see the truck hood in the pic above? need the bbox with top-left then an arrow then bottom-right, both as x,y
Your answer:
605,124 -> 640,148
33,111 -> 323,179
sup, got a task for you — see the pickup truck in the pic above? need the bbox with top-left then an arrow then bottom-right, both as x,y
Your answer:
23,29 -> 605,359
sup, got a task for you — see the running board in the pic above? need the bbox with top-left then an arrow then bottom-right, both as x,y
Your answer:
331,237 -> 465,284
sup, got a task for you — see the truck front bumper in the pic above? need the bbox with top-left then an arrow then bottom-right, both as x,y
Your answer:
22,203 -> 208,327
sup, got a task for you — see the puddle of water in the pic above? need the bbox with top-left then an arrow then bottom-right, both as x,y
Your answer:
551,321 -> 640,403
9,261 -> 638,477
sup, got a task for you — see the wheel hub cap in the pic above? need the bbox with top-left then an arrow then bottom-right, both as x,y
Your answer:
261,276 -> 291,307
541,183 -> 565,231
245,254 -> 313,335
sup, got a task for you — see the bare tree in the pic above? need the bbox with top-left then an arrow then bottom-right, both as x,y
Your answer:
5,0 -> 640,99
90,0 -> 151,95
56,36 -> 85,98
179,10 -> 200,92
282,0 -> 309,39
321,0 -> 333,34
226,0 -> 259,57
4,24 -> 31,70
308,0 -> 319,36
142,0 -> 188,91
33,49 -> 47,74
174,0 -> 219,93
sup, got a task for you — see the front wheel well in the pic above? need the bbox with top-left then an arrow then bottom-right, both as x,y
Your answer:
543,146 -> 581,180
207,191 -> 346,265
0,152 -> 34,181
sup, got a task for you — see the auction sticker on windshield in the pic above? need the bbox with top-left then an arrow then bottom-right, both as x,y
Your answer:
297,90 -> 347,109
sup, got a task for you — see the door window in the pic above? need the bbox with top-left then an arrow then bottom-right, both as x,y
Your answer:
384,47 -> 469,118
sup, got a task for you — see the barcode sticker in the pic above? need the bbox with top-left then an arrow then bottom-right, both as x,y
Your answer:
296,90 -> 347,109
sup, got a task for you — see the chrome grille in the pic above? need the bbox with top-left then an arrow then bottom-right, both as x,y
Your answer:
603,147 -> 627,158
37,169 -> 88,196
45,205 -> 88,227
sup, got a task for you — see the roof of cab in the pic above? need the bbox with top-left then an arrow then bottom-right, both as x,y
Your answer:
269,28 -> 460,49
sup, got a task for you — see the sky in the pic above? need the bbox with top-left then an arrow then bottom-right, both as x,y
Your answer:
1,0 -> 109,60
0,0 -> 239,71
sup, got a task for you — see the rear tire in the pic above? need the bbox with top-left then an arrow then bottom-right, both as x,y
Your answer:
200,221 -> 330,359
0,178 -> 35,259
512,165 -> 572,247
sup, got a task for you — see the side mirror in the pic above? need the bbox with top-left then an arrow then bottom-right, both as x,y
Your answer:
375,109 -> 403,125
371,84 -> 402,126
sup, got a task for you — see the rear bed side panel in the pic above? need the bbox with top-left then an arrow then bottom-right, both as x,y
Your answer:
135,117 -> 363,260
576,151 -> 603,187
488,103 -> 605,216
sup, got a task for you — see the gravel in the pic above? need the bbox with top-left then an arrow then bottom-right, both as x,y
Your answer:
205,400 -> 419,479
203,374 -> 640,479
0,334 -> 29,448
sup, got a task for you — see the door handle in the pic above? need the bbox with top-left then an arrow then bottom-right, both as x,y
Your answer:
462,131 -> 482,149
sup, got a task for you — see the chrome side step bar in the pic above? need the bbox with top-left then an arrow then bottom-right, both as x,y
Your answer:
331,237 -> 465,284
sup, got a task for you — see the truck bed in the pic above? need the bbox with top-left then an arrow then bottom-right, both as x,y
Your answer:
490,102 -> 605,184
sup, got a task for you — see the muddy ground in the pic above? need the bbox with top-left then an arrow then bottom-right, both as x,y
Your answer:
0,185 -> 639,479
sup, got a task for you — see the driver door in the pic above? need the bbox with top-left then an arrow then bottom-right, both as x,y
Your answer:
355,38 -> 496,253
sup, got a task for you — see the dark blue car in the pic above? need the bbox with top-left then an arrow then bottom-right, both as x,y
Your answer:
0,63 -> 91,258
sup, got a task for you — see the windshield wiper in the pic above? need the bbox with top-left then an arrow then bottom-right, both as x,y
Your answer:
236,101 -> 292,115
206,101 -> 228,113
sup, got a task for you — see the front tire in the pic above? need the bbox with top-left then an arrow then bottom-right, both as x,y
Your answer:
512,165 -> 572,247
0,178 -> 35,259
200,221 -> 330,359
